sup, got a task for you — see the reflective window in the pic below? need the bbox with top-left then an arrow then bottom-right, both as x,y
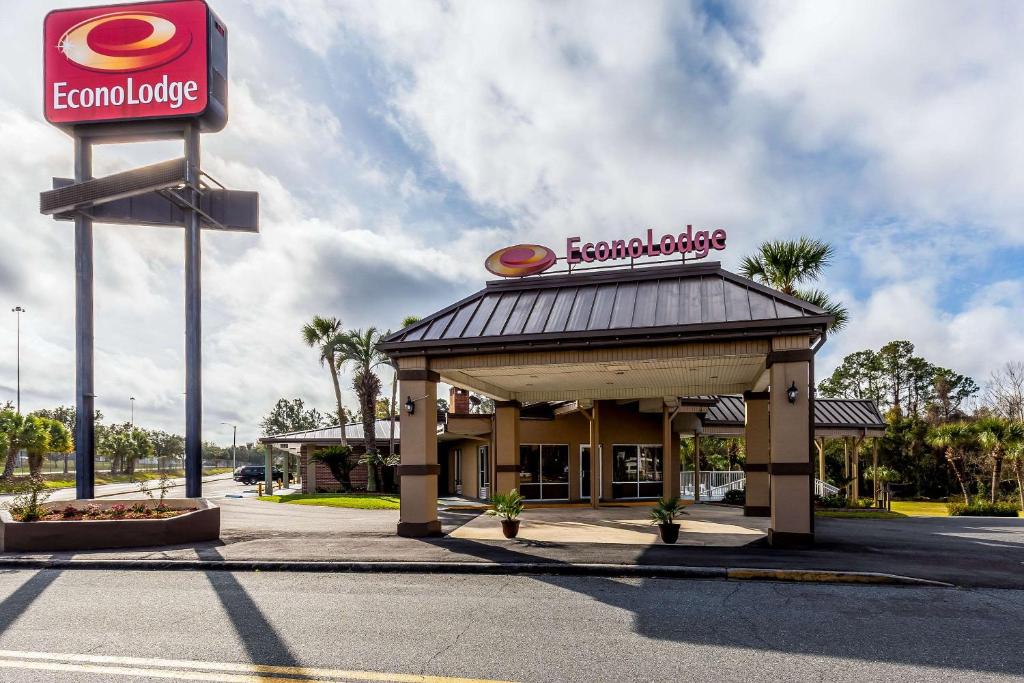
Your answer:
519,444 -> 569,500
612,444 -> 663,499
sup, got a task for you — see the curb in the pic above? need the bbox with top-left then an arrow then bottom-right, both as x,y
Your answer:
0,558 -> 952,586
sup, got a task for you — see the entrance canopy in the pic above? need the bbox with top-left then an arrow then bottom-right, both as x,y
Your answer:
380,261 -> 830,401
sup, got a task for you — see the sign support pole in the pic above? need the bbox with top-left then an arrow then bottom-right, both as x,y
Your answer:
74,133 -> 95,500
184,124 -> 202,498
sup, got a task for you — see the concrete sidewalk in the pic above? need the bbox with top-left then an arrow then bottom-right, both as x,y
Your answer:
1,499 -> 1022,588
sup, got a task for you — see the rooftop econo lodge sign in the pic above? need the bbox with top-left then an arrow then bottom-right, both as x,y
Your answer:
44,0 -> 227,132
485,227 -> 728,277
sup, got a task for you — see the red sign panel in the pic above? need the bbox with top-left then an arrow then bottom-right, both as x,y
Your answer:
44,0 -> 211,127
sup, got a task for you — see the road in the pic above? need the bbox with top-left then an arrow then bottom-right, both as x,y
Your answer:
0,570 -> 1021,682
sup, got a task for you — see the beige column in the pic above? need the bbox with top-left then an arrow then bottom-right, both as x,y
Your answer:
396,360 -> 441,537
493,400 -> 521,496
662,406 -> 681,500
852,438 -> 862,502
693,432 -> 701,503
767,337 -> 814,547
843,437 -> 850,499
816,438 -> 825,482
742,391 -> 770,516
872,438 -> 879,505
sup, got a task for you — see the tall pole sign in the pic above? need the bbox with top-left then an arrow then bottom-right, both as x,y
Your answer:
41,0 -> 257,500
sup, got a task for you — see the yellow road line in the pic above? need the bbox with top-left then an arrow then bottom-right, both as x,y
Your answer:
0,650 -> 516,683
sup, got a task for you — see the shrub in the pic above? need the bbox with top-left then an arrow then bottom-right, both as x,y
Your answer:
130,503 -> 147,515
84,504 -> 102,518
108,504 -> 128,519
312,445 -> 356,492
948,499 -> 1021,517
486,490 -> 525,521
721,488 -> 745,505
61,505 -> 79,519
8,476 -> 51,522
818,494 -> 848,509
650,497 -> 687,525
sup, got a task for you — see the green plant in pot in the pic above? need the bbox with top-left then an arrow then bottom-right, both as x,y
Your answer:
650,496 -> 686,544
486,490 -> 525,539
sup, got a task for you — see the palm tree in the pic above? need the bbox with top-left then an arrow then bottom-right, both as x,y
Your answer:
1006,440 -> 1024,513
740,237 -> 849,332
386,315 -> 421,467
338,327 -> 387,491
975,418 -> 1024,503
926,422 -> 977,503
301,315 -> 349,445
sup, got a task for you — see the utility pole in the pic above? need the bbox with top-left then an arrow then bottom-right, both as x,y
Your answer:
130,396 -> 135,426
10,306 -> 24,413
221,422 -> 237,471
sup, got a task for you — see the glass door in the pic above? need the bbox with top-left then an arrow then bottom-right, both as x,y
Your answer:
478,445 -> 490,500
519,444 -> 570,500
580,445 -> 591,500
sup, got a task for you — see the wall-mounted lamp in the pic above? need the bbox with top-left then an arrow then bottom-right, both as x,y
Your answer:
786,381 -> 799,404
405,396 -> 416,415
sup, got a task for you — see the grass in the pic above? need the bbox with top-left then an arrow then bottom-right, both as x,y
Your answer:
890,501 -> 951,517
1,468 -> 234,492
258,492 -> 401,510
816,510 -> 907,520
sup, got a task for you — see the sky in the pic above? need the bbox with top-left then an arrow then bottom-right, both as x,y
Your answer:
1,0 -> 1022,444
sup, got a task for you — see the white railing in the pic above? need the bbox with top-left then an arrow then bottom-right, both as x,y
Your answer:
815,479 -> 839,497
681,470 -> 840,501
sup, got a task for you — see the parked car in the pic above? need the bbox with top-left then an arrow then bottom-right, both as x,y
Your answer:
233,465 -> 293,485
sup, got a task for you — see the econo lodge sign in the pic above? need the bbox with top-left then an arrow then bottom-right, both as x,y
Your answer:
44,0 -> 227,131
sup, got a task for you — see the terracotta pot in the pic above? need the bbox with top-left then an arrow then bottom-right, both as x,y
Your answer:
501,519 -> 521,539
658,522 -> 680,544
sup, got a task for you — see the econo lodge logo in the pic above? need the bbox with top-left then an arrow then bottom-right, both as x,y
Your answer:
44,0 -> 209,126
58,11 -> 192,73
485,244 -> 557,277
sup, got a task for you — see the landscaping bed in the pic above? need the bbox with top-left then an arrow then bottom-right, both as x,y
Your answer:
0,498 -> 220,552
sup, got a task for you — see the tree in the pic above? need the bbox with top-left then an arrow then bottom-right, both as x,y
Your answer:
149,430 -> 185,470
42,419 -> 73,475
929,368 -> 980,423
301,315 -> 350,444
98,423 -> 153,477
312,445 -> 357,492
819,350 -> 885,403
260,398 -> 329,437
375,398 -> 393,420
877,341 -> 916,414
386,315 -> 420,467
739,237 -> 849,332
1006,439 -> 1024,512
339,327 -> 387,491
975,418 -> 1024,503
926,423 -> 978,502
985,361 -> 1024,422
0,410 -> 52,479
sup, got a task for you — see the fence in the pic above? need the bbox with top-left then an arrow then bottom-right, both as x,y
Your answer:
3,451 -> 246,478
682,470 -> 840,501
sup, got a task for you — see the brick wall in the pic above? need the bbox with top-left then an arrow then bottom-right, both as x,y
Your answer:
301,444 -> 397,493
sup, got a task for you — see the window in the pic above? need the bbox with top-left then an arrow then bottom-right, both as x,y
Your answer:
519,444 -> 570,500
612,444 -> 663,499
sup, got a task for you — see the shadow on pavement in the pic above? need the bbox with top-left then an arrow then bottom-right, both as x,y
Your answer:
417,521 -> 1024,678
0,567 -> 62,638
201,549 -> 300,668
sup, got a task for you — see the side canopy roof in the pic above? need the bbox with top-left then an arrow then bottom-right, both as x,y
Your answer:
704,395 -> 886,437
380,262 -> 831,356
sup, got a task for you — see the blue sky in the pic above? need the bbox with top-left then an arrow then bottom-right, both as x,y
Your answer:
1,0 -> 1022,442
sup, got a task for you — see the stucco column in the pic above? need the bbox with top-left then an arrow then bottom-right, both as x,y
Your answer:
396,361 -> 441,537
493,400 -> 521,496
662,406 -> 681,500
742,391 -> 770,517
264,445 -> 274,495
767,338 -> 814,547
693,432 -> 701,503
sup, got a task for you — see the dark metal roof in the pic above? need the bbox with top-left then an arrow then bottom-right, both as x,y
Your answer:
704,395 -> 885,430
379,262 -> 831,356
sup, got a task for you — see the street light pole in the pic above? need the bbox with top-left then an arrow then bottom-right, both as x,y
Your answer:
221,422 -> 237,471
10,306 -> 24,414
130,396 -> 135,426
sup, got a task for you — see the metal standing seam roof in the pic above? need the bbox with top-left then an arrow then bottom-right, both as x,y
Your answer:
704,395 -> 885,430
259,419 -> 400,444
379,261 -> 832,355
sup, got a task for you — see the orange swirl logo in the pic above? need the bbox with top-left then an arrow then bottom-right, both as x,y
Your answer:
485,244 -> 557,277
58,11 -> 192,73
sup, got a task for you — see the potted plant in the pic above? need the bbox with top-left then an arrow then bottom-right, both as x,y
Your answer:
486,490 -> 525,538
650,496 -> 686,544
